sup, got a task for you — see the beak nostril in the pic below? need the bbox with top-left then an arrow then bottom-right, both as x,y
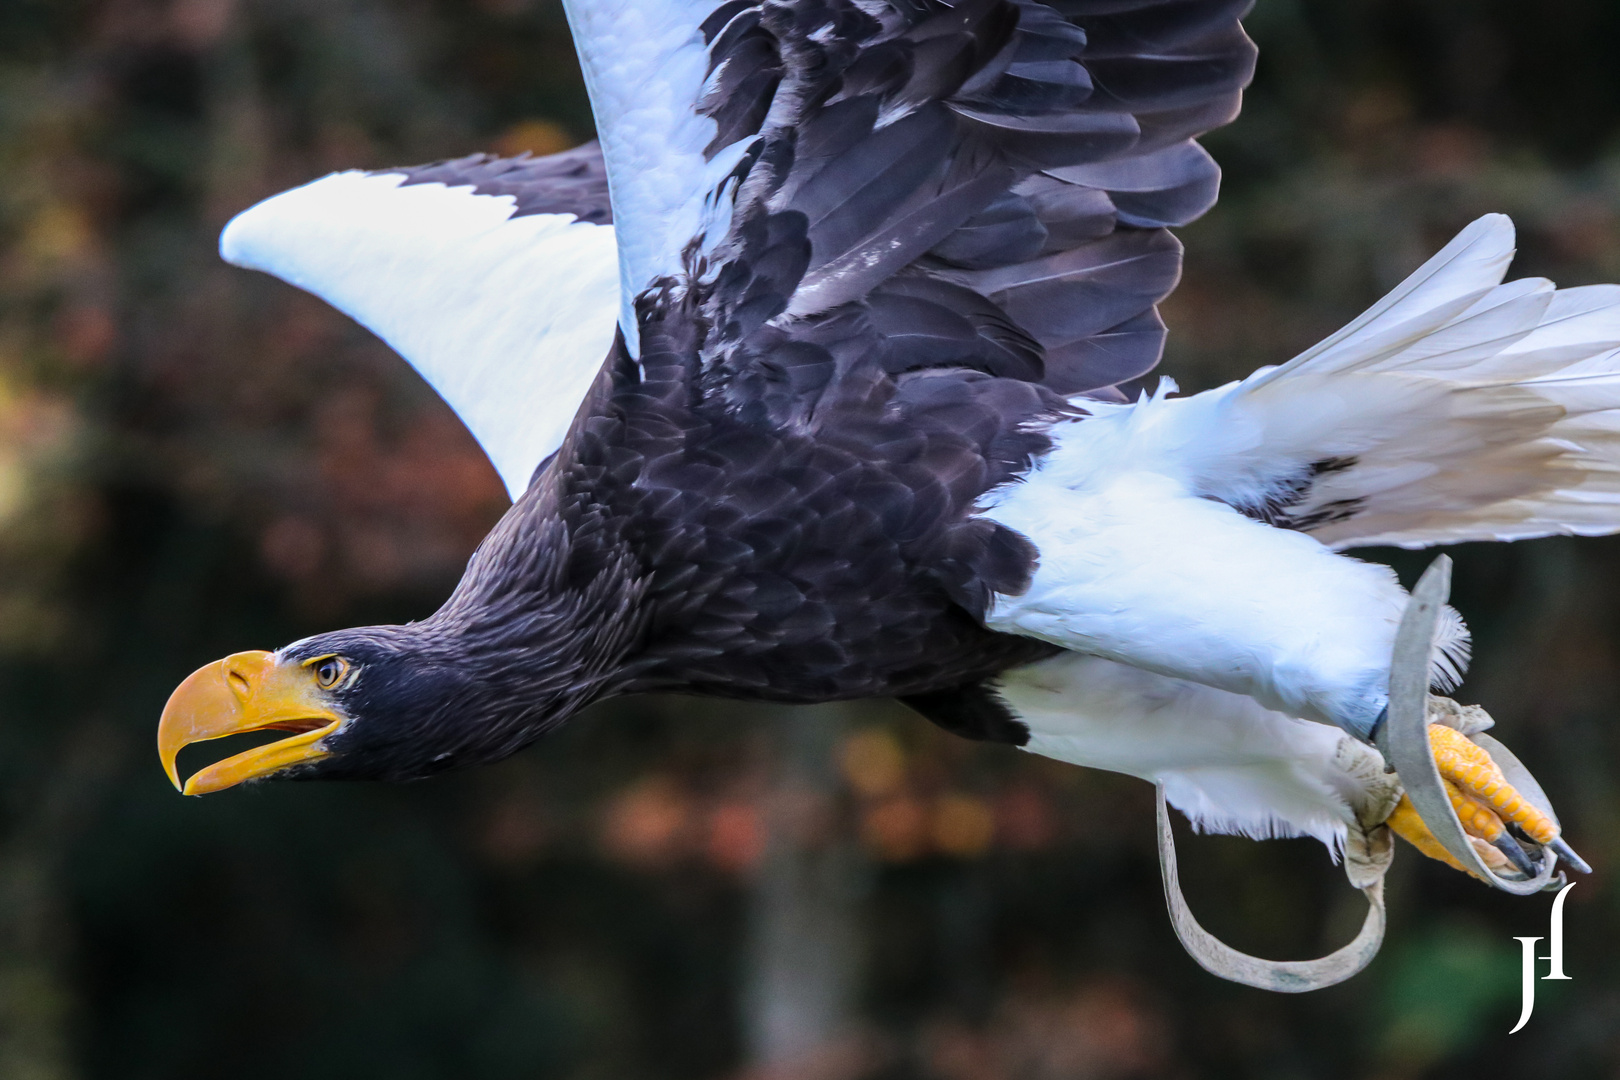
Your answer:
226,670 -> 251,700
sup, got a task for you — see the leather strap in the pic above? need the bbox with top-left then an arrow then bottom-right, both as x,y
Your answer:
1155,553 -> 1563,993
1156,784 -> 1389,992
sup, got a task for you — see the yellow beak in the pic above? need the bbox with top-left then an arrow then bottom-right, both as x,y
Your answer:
157,650 -> 344,795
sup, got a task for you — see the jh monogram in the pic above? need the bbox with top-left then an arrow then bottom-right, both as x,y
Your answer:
1509,881 -> 1576,1034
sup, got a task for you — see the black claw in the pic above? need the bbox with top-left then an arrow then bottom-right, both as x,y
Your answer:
1491,832 -> 1538,877
1549,836 -> 1593,875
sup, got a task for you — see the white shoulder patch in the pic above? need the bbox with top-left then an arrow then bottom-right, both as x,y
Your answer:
220,170 -> 620,500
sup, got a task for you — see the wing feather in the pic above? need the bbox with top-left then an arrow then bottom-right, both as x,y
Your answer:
561,0 -> 1253,402
220,148 -> 620,500
699,0 -> 1251,400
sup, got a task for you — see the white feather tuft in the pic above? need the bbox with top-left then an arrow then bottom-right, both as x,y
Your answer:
1431,604 -> 1471,692
998,653 -> 1369,852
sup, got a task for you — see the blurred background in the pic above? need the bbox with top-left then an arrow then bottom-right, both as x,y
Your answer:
3,0 -> 1620,1077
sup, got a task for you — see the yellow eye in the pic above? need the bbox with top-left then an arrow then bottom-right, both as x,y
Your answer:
311,656 -> 348,689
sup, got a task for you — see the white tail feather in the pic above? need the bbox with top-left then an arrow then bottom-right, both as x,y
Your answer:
1247,213 -> 1519,388
1187,214 -> 1620,549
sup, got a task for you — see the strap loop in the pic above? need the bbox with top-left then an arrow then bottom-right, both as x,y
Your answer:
1156,785 -> 1390,992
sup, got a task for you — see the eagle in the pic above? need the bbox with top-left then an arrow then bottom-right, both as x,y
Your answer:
159,0 -> 1604,969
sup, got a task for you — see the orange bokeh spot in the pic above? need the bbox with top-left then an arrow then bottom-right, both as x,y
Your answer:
601,778 -> 693,868
860,795 -> 929,862
706,801 -> 767,874
933,794 -> 995,858
839,728 -> 906,798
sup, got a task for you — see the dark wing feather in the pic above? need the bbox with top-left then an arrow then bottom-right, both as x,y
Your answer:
388,142 -> 613,225
606,0 -> 1252,624
678,0 -> 1253,406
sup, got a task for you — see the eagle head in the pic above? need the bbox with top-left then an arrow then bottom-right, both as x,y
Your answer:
157,606 -> 626,793
158,489 -> 648,793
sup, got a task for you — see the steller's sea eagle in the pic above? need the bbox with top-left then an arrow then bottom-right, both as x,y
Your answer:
159,0 -> 1608,981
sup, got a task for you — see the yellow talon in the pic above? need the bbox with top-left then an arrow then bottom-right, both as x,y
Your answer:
1443,777 -> 1504,842
1387,793 -> 1511,879
1388,795 -> 1467,873
1384,721 -> 1586,879
1427,724 -> 1559,845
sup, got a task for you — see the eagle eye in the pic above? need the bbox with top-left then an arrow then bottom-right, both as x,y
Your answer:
311,656 -> 349,689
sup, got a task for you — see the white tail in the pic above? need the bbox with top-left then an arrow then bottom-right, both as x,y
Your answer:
1186,214 -> 1620,549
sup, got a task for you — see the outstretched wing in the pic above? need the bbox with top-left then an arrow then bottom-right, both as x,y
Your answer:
220,144 -> 620,500
224,0 -> 1254,504
573,0 -> 1255,399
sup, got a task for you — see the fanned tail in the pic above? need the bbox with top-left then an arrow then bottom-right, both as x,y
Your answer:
1179,214 -> 1620,550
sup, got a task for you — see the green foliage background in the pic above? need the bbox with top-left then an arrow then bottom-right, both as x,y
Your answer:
2,1 -> 1620,1077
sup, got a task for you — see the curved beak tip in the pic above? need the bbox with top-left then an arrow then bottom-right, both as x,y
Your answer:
158,656 -> 245,795
157,650 -> 338,796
